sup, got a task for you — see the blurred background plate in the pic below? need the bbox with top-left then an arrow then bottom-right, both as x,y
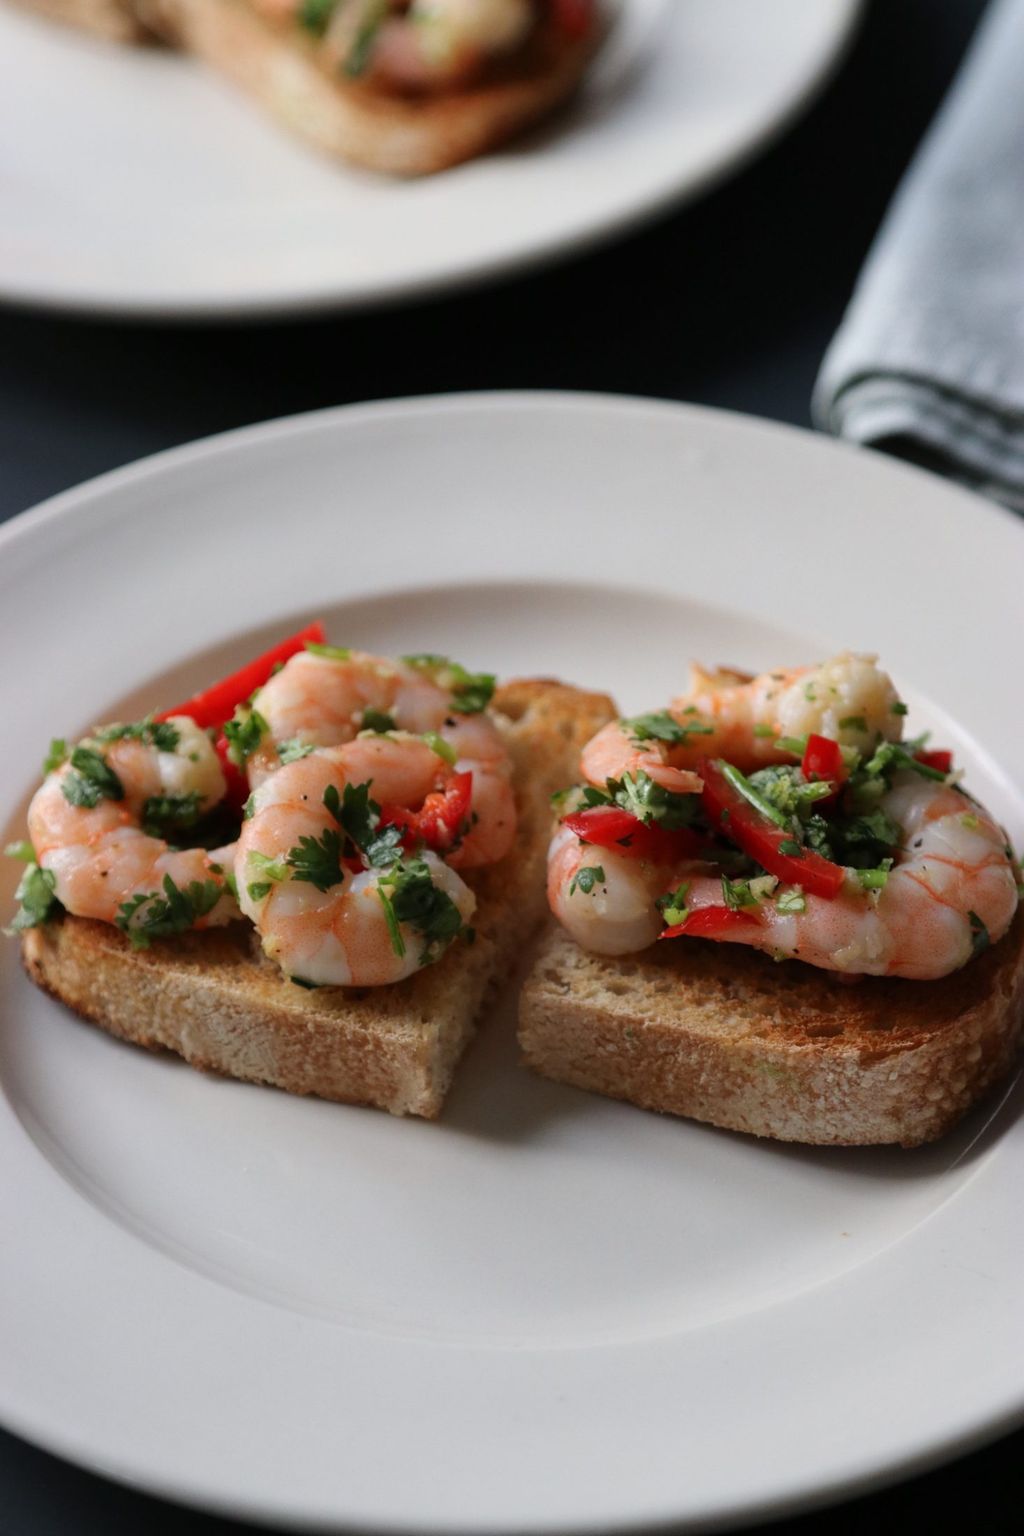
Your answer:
0,0 -> 861,318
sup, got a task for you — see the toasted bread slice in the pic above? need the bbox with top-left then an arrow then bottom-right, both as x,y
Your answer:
519,917 -> 1024,1146
139,0 -> 605,175
21,680 -> 615,1118
9,0 -> 153,40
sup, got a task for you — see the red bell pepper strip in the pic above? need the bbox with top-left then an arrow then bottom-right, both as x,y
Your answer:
700,758 -> 846,899
380,771 -> 473,855
154,621 -> 326,730
660,906 -> 764,941
563,807 -> 705,863
915,748 -> 953,775
552,0 -> 594,38
802,733 -> 845,786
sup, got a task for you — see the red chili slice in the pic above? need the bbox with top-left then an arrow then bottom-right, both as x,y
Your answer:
915,749 -> 953,774
563,807 -> 704,863
802,733 -> 845,786
660,906 -> 764,941
155,621 -> 326,730
380,771 -> 473,855
700,758 -> 846,899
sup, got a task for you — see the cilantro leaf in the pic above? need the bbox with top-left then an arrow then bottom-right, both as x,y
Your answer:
95,718 -> 180,752
776,886 -> 807,914
330,781 -> 404,869
298,0 -> 338,35
43,738 -> 68,775
115,875 -> 222,949
721,875 -> 760,910
62,747 -> 125,809
4,862 -> 59,934
656,881 -> 690,927
569,865 -> 605,897
305,641 -> 353,661
223,708 -> 268,767
361,709 -> 396,734
622,711 -> 713,746
381,856 -> 465,963
141,791 -> 204,839
286,828 -> 344,892
402,654 -> 495,715
4,840 -> 36,864
278,738 -> 315,765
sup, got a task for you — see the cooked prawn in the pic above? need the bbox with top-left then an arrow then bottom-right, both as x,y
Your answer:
550,772 -> 1019,978
581,653 -> 903,790
247,649 -> 516,867
254,0 -> 537,90
237,740 -> 476,986
28,717 -> 238,935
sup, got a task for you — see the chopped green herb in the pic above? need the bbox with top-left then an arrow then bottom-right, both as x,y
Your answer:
969,910 -> 990,957
422,731 -> 457,766
891,702 -> 908,716
95,718 -> 181,752
298,0 -> 338,35
774,735 -> 808,759
402,654 -> 495,715
864,741 -> 947,783
361,709 -> 396,735
286,827 -> 344,892
656,881 -> 690,927
142,791 -> 204,839
748,763 -> 834,820
720,761 -> 788,829
245,850 -> 290,902
960,813 -> 981,831
622,711 -> 713,746
278,738 -> 315,765
752,723 -> 775,739
61,747 -> 125,809
838,715 -> 867,733
4,862 -> 58,934
43,738 -> 68,775
856,862 -> 892,891
569,865 -> 605,897
4,840 -> 36,864
343,0 -> 389,74
115,875 -> 222,949
305,641 -> 352,662
378,856 -> 465,963
778,839 -> 803,856
243,792 -> 257,821
721,875 -> 760,910
804,684 -> 817,702
326,781 -> 404,869
776,886 -> 806,914
223,707 -> 268,767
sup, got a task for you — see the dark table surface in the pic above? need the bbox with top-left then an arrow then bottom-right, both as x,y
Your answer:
2,0 -> 1021,1531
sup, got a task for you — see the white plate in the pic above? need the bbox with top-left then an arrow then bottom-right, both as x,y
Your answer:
0,0 -> 860,318
1,393 -> 1023,1533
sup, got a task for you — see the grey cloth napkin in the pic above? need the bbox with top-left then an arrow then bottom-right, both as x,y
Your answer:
814,0 -> 1024,512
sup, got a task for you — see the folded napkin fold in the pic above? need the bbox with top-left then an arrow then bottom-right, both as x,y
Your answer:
814,0 -> 1024,511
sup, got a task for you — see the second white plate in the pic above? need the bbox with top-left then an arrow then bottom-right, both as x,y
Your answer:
0,0 -> 860,316
1,394 -> 1022,1533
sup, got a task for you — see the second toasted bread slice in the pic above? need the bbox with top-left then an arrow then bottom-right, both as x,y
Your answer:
519,917 -> 1024,1146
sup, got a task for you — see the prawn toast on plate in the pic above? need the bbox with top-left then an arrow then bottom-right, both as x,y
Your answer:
141,0 -> 607,176
11,627 -> 615,1117
522,654 -> 1024,1146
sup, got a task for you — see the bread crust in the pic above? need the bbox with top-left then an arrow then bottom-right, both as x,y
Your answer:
9,0 -> 152,40
21,679 -> 616,1118
519,915 -> 1024,1147
139,0 -> 605,175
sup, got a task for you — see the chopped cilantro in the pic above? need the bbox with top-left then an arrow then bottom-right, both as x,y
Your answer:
891,702 -> 908,716
960,813 -> 981,831
223,707 -> 268,767
4,862 -> 58,934
864,741 -> 947,783
804,683 -> 817,702
721,876 -> 760,910
856,862 -> 893,891
422,731 -> 456,766
778,839 -> 803,856
305,641 -> 352,661
622,711 -> 713,746
62,747 -> 124,809
115,875 -> 222,949
720,762 -> 788,829
298,0 -> 337,35
243,792 -> 257,821
615,770 -> 697,830
246,850 -> 290,902
141,791 -> 204,839
838,715 -> 867,733
343,0 -> 389,75
379,856 -> 465,963
747,764 -> 834,820
774,735 -> 808,759
43,738 -> 68,775
361,709 -> 396,735
776,887 -> 806,914
95,718 -> 180,752
325,781 -> 404,870
4,840 -> 36,864
286,827 -> 344,892
752,723 -> 775,739
569,865 -> 605,897
656,881 -> 690,927
278,738 -> 315,765
402,654 -> 495,715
